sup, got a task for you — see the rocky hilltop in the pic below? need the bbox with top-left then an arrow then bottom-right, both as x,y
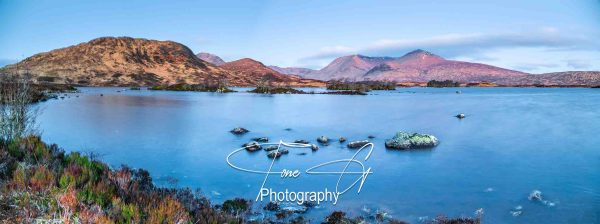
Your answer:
0,37 -> 322,87
219,58 -> 324,87
196,52 -> 226,66
1,37 -> 233,86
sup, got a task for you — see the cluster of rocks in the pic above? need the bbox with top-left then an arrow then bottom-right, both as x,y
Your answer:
233,127 -> 442,159
528,189 -> 556,207
505,189 -> 558,218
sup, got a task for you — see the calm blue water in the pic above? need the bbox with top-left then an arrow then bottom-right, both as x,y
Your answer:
37,87 -> 600,223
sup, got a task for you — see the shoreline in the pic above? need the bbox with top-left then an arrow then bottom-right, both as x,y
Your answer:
0,136 -> 480,223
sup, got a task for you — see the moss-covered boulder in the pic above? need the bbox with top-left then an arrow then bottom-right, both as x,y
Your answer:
385,132 -> 439,150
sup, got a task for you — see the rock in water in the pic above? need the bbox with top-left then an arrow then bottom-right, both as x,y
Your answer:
267,149 -> 289,159
242,141 -> 261,151
310,144 -> 319,151
347,140 -> 369,149
339,137 -> 347,143
455,113 -> 466,119
528,190 -> 543,201
385,132 -> 439,150
252,137 -> 269,142
317,136 -> 329,144
267,151 -> 282,159
231,127 -> 249,135
264,145 -> 279,151
294,140 -> 310,144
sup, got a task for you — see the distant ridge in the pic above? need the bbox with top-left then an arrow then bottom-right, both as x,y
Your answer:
196,52 -> 226,66
301,54 -> 396,80
268,66 -> 315,76
303,50 -> 600,86
219,58 -> 324,87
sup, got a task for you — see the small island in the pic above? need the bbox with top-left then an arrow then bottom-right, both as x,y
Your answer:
150,81 -> 234,93
426,80 -> 460,88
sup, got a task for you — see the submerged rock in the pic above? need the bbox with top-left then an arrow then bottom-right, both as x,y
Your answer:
317,136 -> 329,144
528,190 -> 557,207
267,149 -> 289,159
368,135 -> 375,139
264,145 -> 279,151
252,137 -> 269,142
347,140 -> 370,149
339,137 -> 347,143
267,150 -> 283,159
231,127 -> 249,135
310,144 -> 319,151
456,113 -> 466,119
294,140 -> 310,144
528,190 -> 543,201
384,132 -> 439,150
243,141 -> 262,152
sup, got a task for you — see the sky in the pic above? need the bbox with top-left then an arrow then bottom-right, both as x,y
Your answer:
1,0 -> 599,73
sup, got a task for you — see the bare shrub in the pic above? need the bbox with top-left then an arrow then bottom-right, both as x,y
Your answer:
0,75 -> 39,142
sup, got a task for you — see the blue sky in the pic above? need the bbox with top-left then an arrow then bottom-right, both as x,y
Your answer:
1,0 -> 599,73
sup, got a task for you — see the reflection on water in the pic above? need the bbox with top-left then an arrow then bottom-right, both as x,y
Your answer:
37,87 -> 600,223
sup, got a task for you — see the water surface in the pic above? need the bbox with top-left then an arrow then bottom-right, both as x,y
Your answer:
37,87 -> 600,223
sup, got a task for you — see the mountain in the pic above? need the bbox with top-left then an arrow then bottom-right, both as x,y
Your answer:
306,50 -> 528,83
0,37 -> 230,86
303,54 -> 395,80
364,50 -> 528,83
219,58 -> 324,87
268,66 -> 315,76
0,37 -> 322,87
196,52 -> 225,66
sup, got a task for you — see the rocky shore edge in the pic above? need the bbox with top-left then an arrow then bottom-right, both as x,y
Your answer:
0,136 -> 481,223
